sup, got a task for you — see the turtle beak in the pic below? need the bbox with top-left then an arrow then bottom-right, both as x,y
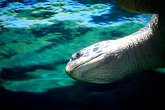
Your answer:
65,64 -> 72,75
66,51 -> 83,73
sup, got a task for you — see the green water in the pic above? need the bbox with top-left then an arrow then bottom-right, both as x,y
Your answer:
1,1 -> 165,110
0,0 -> 153,93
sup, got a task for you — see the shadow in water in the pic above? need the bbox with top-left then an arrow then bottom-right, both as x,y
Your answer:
1,70 -> 165,110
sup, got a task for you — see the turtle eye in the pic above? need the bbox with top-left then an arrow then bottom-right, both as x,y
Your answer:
71,51 -> 83,61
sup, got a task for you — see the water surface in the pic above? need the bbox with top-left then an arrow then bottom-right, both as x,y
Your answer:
1,0 -> 164,110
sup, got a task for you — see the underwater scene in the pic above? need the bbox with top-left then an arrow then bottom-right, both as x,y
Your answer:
0,0 -> 165,110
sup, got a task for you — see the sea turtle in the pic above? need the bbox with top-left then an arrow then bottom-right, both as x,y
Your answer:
65,0 -> 165,84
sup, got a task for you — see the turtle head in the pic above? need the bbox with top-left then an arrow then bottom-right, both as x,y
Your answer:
66,40 -> 130,84
66,0 -> 164,84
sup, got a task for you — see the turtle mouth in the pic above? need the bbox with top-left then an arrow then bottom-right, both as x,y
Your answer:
66,53 -> 103,76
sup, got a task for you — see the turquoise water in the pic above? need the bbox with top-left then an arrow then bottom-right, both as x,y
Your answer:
1,0 -> 165,109
0,0 -> 152,92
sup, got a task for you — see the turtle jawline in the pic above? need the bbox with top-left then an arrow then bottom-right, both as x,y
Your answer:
70,54 -> 103,75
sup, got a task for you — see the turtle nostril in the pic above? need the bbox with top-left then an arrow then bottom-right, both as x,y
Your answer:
71,52 -> 83,61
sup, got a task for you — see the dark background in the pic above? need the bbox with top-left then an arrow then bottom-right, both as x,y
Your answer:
1,70 -> 165,110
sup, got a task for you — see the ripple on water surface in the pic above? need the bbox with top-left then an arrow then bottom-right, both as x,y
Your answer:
0,0 -> 152,92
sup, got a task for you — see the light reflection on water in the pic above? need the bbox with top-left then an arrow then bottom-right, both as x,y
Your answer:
0,0 -> 152,93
